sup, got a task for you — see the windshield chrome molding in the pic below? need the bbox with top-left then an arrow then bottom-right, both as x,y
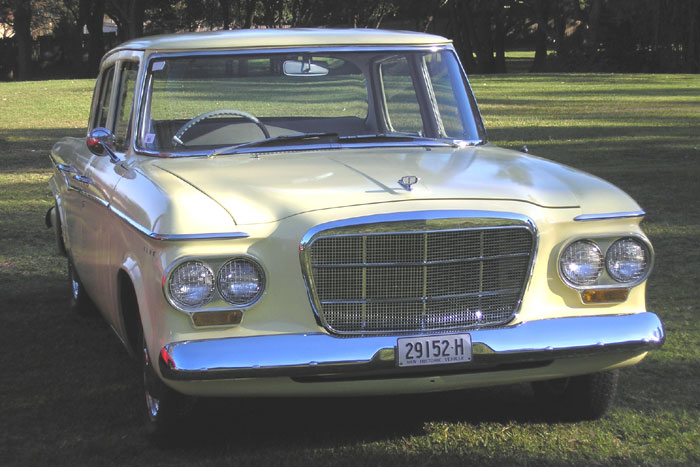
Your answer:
109,205 -> 249,241
145,45 -> 457,62
135,139 -> 484,158
574,210 -> 646,221
299,210 -> 538,336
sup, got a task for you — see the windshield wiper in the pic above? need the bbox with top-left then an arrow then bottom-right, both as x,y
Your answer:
210,132 -> 339,157
337,134 -> 469,148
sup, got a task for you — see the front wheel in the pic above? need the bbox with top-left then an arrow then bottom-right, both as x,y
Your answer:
532,370 -> 619,422
68,260 -> 95,315
141,328 -> 189,443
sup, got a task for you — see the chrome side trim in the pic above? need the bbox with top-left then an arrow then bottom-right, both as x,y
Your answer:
56,163 -> 78,174
574,211 -> 646,221
298,210 -> 538,335
66,184 -> 109,208
72,174 -> 92,185
159,312 -> 664,381
108,205 -> 249,241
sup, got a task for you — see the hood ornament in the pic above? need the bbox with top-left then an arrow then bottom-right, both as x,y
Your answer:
398,175 -> 419,191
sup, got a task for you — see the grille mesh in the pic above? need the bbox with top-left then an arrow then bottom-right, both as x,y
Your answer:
307,226 -> 534,334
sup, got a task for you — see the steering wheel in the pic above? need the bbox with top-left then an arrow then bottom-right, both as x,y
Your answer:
171,109 -> 270,146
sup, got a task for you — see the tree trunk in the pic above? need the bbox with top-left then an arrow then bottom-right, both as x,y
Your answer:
243,0 -> 257,28
586,0 -> 602,48
220,0 -> 232,29
688,0 -> 700,72
128,0 -> 145,39
494,2 -> 507,73
530,0 -> 549,72
87,0 -> 106,76
12,1 -> 32,80
448,0 -> 477,72
467,7 -> 495,74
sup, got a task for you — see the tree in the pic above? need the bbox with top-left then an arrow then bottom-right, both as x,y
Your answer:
107,0 -> 145,41
10,0 -> 32,79
528,0 -> 550,72
86,0 -> 104,74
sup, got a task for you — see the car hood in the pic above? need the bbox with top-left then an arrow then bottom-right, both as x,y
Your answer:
145,145 -> 640,225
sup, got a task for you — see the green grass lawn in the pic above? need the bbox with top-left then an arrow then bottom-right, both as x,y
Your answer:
1,73 -> 699,466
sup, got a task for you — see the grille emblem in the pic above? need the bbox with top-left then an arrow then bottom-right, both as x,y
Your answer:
398,175 -> 419,191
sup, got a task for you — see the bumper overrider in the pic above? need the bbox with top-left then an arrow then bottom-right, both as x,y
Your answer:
158,313 -> 664,382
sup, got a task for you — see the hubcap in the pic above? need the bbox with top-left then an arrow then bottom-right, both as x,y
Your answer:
71,277 -> 80,300
143,344 -> 161,421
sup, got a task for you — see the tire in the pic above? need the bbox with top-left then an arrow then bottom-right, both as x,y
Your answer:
140,326 -> 189,444
532,370 -> 619,422
68,259 -> 96,315
53,203 -> 67,256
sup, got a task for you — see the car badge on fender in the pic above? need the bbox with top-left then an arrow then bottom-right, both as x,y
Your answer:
398,175 -> 419,191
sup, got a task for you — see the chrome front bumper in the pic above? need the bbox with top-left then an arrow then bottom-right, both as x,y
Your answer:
159,312 -> 664,382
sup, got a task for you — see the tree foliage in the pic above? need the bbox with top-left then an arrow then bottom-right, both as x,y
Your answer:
2,0 -> 699,80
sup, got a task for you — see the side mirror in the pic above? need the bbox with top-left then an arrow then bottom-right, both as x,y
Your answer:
86,127 -> 119,163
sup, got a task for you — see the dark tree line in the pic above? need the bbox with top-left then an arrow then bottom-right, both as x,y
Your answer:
1,0 -> 699,80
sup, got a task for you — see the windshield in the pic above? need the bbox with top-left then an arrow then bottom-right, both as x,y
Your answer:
138,49 -> 485,155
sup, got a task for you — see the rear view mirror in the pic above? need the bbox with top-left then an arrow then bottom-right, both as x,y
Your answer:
283,59 -> 329,77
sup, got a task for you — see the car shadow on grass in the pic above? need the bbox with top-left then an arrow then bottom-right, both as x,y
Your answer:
162,383 -> 542,450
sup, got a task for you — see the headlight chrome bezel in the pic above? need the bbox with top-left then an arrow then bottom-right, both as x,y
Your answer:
605,238 -> 651,284
164,255 -> 267,316
558,235 -> 653,291
166,260 -> 216,309
217,257 -> 266,307
559,240 -> 604,286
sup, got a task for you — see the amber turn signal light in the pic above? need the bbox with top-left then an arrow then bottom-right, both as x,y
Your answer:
580,288 -> 629,304
192,310 -> 243,327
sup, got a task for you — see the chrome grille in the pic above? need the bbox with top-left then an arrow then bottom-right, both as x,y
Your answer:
303,220 -> 535,335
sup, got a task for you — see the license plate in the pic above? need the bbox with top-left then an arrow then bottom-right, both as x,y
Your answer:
396,334 -> 472,367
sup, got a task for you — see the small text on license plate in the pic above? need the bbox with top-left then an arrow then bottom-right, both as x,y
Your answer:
397,334 -> 472,367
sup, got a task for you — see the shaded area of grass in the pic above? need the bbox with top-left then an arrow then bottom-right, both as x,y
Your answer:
1,74 -> 700,466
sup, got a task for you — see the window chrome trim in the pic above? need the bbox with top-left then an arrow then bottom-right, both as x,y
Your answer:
299,210 -> 538,336
109,205 -> 249,241
574,210 -> 646,221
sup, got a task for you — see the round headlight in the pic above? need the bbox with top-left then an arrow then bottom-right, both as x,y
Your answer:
168,261 -> 215,308
560,240 -> 603,286
606,238 -> 649,283
218,258 -> 265,306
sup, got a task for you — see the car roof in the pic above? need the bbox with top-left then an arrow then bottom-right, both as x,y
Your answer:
108,28 -> 452,54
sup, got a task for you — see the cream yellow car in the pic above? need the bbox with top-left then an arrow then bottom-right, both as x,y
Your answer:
47,29 -> 664,436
